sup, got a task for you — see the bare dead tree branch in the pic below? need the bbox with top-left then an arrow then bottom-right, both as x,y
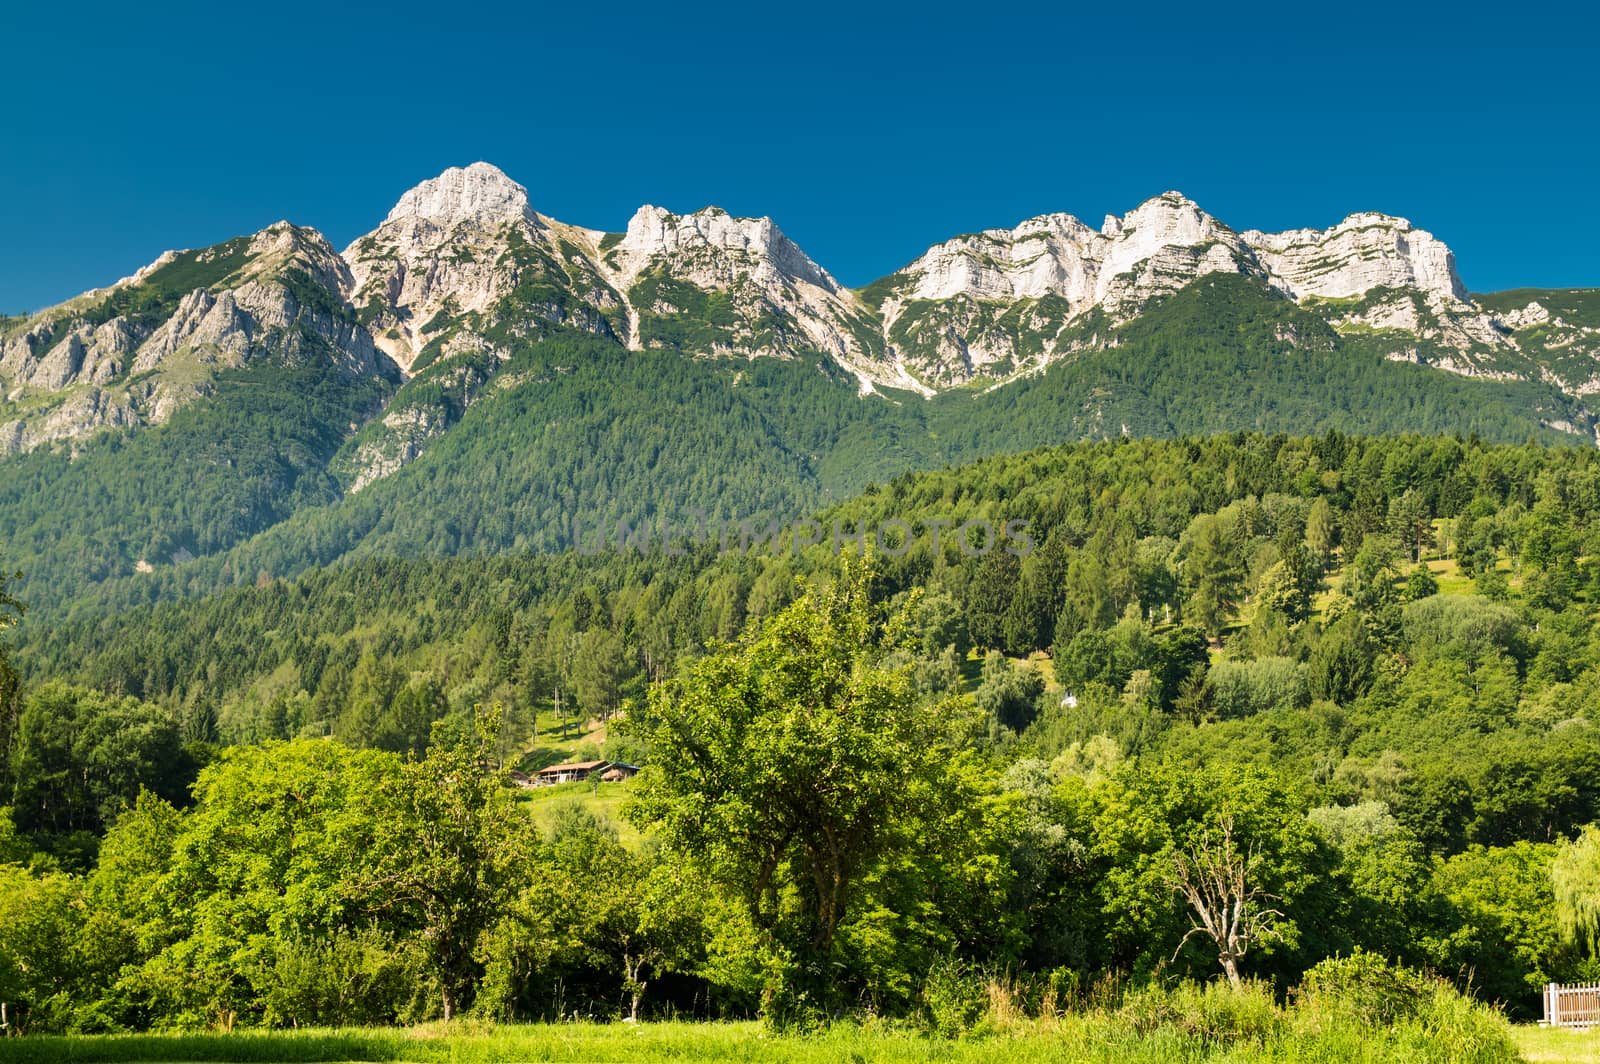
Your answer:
1169,812 -> 1283,986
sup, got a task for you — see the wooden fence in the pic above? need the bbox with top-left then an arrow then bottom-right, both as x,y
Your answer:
1545,982 -> 1600,1028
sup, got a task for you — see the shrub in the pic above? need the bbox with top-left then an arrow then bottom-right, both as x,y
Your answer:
1411,981 -> 1523,1064
1402,595 -> 1522,661
256,930 -> 428,1028
918,956 -> 990,1038
1295,951 -> 1432,1027
1293,952 -> 1520,1064
1118,979 -> 1282,1046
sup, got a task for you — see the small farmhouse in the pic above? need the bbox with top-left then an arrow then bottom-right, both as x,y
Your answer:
531,760 -> 640,787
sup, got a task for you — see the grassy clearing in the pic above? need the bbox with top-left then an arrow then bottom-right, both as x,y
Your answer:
1514,1026 -> 1600,1063
504,710 -> 614,791
514,710 -> 610,768
512,777 -> 642,847
1425,556 -> 1474,597
503,710 -> 641,846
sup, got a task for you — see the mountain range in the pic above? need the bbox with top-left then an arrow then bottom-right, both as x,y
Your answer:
3,162 -> 1597,614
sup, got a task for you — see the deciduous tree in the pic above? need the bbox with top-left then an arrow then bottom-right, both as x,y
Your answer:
626,562 -> 958,1015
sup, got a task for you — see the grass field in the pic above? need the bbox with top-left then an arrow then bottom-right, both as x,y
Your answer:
0,1016 -> 1555,1064
1516,1026 -> 1600,1063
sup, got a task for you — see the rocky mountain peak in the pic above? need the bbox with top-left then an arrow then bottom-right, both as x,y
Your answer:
875,191 -> 1255,378
1339,210 -> 1411,229
382,162 -> 535,227
0,219 -> 385,457
589,203 -> 909,396
1241,212 -> 1468,305
616,205 -> 839,293
883,212 -> 1098,308
344,163 -> 589,375
1109,191 -> 1234,252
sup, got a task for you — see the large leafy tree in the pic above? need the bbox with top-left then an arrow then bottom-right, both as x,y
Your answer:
525,806 -> 704,1022
1553,824 -> 1600,957
1429,841 -> 1573,1017
359,707 -> 530,1021
1092,763 -> 1328,982
7,683 -> 193,845
626,564 -> 959,1014
116,740 -> 402,1027
0,864 -> 87,1033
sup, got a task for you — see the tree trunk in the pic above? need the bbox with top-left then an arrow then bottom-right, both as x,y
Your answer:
1220,952 -> 1242,988
809,842 -> 846,954
624,954 -> 647,1021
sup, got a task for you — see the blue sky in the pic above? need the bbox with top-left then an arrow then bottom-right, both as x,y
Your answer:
3,1 -> 1597,312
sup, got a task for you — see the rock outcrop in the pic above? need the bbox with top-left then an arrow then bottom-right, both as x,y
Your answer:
383,161 -> 538,226
1242,213 -> 1468,304
867,195 -> 1529,387
0,223 -> 384,456
870,193 -> 1262,384
599,204 -> 910,392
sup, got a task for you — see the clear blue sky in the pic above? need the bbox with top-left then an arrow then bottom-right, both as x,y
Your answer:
4,0 -> 1597,312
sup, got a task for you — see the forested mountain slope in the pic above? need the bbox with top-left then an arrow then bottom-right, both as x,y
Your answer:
0,363 -> 391,603
9,279 -> 1587,622
17,430 -> 1599,752
4,280 -> 1588,621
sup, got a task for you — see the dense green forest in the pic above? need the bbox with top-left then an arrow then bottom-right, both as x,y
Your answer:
5,432 -> 1600,1042
3,276 -> 1589,624
0,363 -> 393,616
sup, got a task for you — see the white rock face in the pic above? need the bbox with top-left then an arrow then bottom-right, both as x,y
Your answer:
134,224 -> 378,376
383,162 -> 536,226
1484,292 -> 1600,395
893,213 -> 1100,304
865,192 -> 1538,387
875,193 -> 1260,382
888,193 -> 1251,317
614,205 -> 839,293
0,386 -> 142,456
1098,193 -> 1250,298
600,204 -> 920,393
345,162 -> 623,373
346,164 -> 536,371
1498,301 -> 1552,330
1241,213 -> 1469,305
348,404 -> 449,492
1234,213 -> 1520,378
333,186 -> 921,395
